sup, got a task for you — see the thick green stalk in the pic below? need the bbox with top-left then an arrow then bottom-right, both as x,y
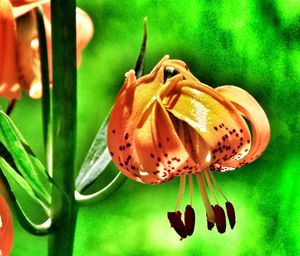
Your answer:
49,1 -> 77,255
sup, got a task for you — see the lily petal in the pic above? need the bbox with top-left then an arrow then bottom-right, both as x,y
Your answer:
16,10 -> 42,98
12,0 -> 46,18
214,85 -> 270,168
0,196 -> 14,256
75,8 -> 94,66
107,69 -> 165,184
0,0 -> 21,99
164,80 -> 251,171
134,99 -> 197,183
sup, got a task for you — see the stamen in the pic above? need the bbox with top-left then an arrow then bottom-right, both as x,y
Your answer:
196,173 -> 215,222
213,205 -> 226,234
225,201 -> 236,229
203,169 -> 219,204
167,211 -> 187,239
188,174 -> 193,205
184,205 -> 195,236
208,170 -> 228,201
175,175 -> 186,211
206,210 -> 215,230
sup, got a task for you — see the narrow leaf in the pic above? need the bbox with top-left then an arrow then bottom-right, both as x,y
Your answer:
75,18 -> 148,198
0,111 -> 51,205
36,6 -> 51,152
76,118 -> 110,191
0,156 -> 52,235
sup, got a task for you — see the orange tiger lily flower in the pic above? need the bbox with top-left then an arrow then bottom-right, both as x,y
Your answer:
0,195 -> 13,255
107,56 -> 270,239
0,0 -> 93,99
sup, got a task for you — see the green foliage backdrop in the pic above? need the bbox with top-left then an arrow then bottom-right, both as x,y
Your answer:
9,0 -> 299,255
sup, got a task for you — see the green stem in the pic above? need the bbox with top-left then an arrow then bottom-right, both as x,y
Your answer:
49,0 -> 77,255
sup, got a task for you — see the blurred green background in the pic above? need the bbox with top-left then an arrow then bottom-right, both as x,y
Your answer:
7,0 -> 300,255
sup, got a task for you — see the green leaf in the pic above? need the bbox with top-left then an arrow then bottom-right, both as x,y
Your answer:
0,156 -> 52,235
0,111 -> 51,205
75,18 -> 147,204
75,172 -> 126,205
75,116 -> 111,191
37,6 -> 51,163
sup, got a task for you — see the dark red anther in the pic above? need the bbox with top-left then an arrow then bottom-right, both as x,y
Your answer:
225,201 -> 236,229
213,205 -> 226,234
206,217 -> 214,231
184,205 -> 195,236
206,206 -> 215,230
167,211 -> 187,239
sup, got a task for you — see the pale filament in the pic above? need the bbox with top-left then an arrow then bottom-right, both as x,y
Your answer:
196,173 -> 215,222
175,174 -> 186,211
188,174 -> 193,205
208,170 -> 228,201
